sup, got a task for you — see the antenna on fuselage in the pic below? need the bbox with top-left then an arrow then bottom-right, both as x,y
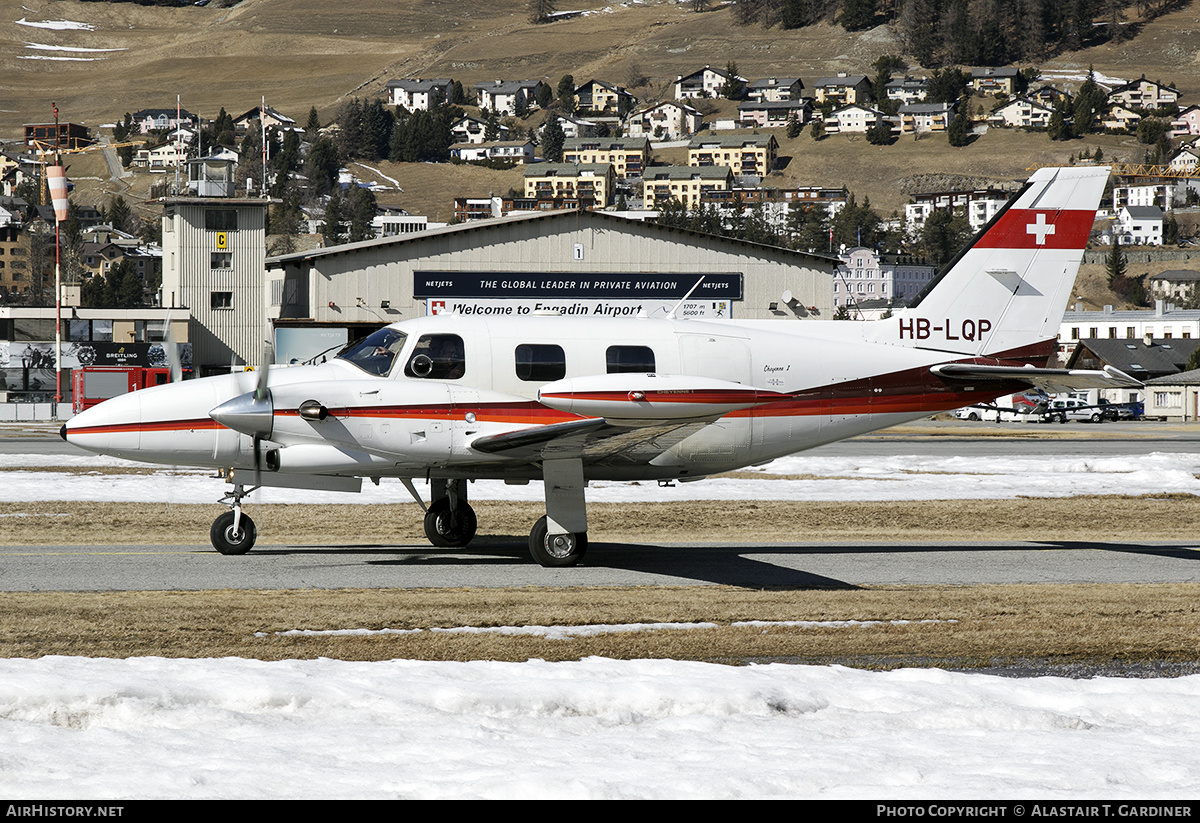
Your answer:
666,276 -> 706,320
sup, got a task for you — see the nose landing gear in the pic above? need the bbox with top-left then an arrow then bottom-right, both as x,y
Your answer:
211,484 -> 258,555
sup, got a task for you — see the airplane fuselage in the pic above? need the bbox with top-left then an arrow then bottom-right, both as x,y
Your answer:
65,312 -> 1039,483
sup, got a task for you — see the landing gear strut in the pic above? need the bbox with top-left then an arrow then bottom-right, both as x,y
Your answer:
423,479 -> 477,548
211,484 -> 257,555
528,457 -> 588,567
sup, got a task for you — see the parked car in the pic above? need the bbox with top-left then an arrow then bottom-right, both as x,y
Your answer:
1043,398 -> 1104,423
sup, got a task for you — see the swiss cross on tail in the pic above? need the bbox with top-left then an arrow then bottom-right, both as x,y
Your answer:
976,208 -> 1094,250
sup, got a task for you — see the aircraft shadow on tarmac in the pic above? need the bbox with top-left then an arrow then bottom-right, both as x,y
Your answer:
242,537 -> 1200,588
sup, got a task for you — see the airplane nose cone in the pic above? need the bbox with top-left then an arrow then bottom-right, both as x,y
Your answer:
209,391 -> 274,439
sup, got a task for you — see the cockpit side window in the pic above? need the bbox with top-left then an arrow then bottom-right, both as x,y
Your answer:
606,345 -> 655,374
336,328 -> 408,377
405,334 -> 466,380
515,344 -> 566,382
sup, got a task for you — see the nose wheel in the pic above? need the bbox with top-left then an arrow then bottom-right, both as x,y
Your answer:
211,484 -> 258,555
211,510 -> 257,555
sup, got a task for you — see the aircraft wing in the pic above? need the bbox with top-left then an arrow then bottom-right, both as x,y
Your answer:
930,363 -> 1143,393
470,417 -> 712,465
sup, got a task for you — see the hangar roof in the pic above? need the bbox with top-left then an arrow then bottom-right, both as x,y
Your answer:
265,208 -> 838,270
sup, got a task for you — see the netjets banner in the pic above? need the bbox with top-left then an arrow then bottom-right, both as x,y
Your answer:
413,271 -> 743,300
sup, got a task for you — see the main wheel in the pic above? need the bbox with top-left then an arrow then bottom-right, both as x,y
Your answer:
528,516 -> 587,567
211,510 -> 256,555
423,498 -> 478,548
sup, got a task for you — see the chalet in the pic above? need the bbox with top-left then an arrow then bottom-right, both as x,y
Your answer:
1144,369 -> 1200,420
131,108 -> 198,134
625,101 -> 704,141
812,74 -> 872,106
823,104 -> 888,134
233,106 -> 296,133
450,116 -> 509,145
1101,103 -> 1142,132
885,76 -> 929,105
1148,271 -> 1200,303
674,66 -> 746,100
475,80 -> 541,115
387,78 -> 453,111
969,67 -> 1020,95
1171,105 -> 1200,138
1116,205 -> 1164,245
1107,77 -> 1180,111
745,77 -> 804,103
573,80 -> 636,117
988,97 -> 1054,129
898,102 -> 954,134
449,140 -> 535,164
553,114 -> 597,139
737,100 -> 811,129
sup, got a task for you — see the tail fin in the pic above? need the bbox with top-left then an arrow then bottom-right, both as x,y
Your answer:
877,166 -> 1108,358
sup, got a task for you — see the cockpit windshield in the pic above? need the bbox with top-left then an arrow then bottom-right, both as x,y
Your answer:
335,328 -> 409,376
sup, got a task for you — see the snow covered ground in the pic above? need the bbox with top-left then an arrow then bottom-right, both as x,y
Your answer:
5,449 -> 1200,503
4,447 -> 1200,798
3,656 -> 1200,799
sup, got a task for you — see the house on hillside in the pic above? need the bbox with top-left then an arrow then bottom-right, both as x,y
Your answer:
737,99 -> 811,129
475,80 -> 541,115
899,102 -> 955,134
674,66 -> 746,99
562,137 -> 649,179
387,78 -> 454,111
988,97 -> 1054,129
1101,103 -> 1142,132
625,101 -> 703,141
449,140 -> 535,164
523,163 -> 615,207
1116,205 -> 1164,245
812,74 -> 872,106
1147,271 -> 1200,303
969,67 -> 1020,95
823,104 -> 888,134
1107,77 -> 1180,111
573,80 -> 637,118
233,106 -> 296,133
885,76 -> 929,105
131,108 -> 198,134
687,134 -> 778,178
450,116 -> 509,145
745,77 -> 804,103
1171,105 -> 1200,138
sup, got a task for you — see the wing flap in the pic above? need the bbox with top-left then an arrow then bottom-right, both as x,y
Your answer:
931,363 -> 1142,393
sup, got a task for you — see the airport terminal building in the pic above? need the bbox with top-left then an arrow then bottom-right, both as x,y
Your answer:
265,210 -> 836,362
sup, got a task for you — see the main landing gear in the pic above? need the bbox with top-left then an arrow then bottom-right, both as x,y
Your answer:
423,481 -> 478,548
211,484 -> 257,555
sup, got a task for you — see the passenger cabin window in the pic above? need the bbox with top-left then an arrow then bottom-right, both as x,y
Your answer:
515,344 -> 566,382
606,345 -> 655,374
405,334 -> 466,380
336,327 -> 408,377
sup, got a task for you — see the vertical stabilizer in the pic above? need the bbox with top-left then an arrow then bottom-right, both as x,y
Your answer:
876,166 -> 1108,358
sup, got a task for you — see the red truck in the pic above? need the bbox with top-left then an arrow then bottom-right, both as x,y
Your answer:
71,366 -> 172,414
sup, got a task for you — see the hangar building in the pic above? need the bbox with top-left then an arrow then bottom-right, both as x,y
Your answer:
265,210 -> 836,362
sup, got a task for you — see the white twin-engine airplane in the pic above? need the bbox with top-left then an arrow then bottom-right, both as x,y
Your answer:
63,166 -> 1137,566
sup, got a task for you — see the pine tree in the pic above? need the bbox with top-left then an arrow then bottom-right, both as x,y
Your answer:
541,118 -> 565,162
948,105 -> 970,146
323,190 -> 344,247
1106,236 -> 1127,286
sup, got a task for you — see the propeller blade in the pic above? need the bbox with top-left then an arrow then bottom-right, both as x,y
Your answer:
163,310 -> 182,384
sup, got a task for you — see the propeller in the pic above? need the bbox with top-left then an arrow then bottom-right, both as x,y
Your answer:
209,341 -> 275,485
163,310 -> 182,384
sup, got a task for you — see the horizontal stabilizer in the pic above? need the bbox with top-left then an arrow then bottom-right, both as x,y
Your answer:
930,363 -> 1142,393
